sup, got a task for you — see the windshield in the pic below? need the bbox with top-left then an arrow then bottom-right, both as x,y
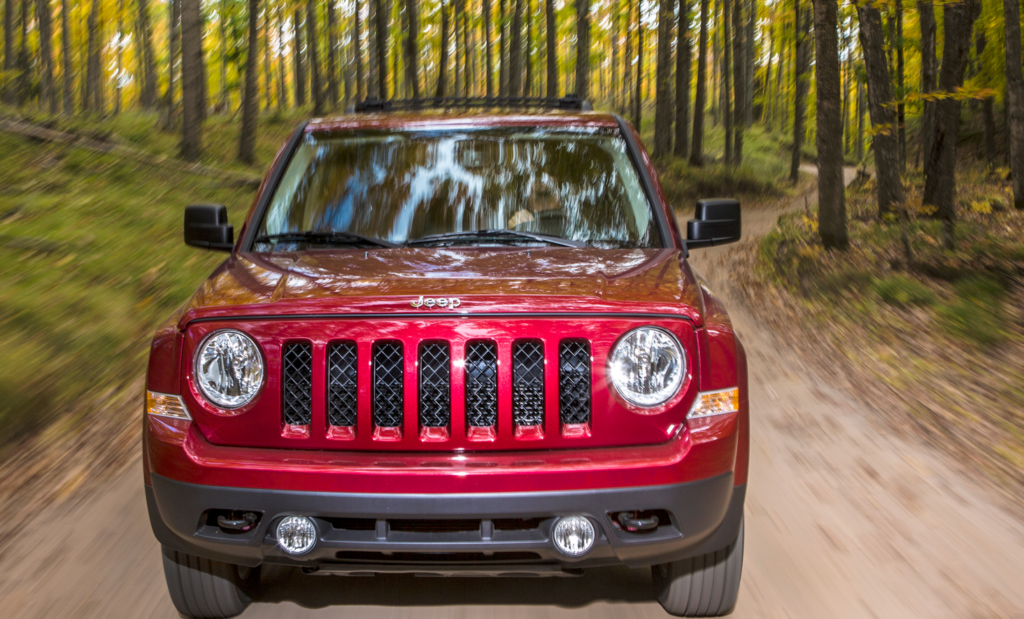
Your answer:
253,127 -> 661,251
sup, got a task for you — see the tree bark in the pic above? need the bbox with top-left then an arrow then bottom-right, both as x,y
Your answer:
976,30 -> 995,167
85,0 -> 102,112
689,0 -> 709,165
3,0 -> 13,105
732,0 -> 744,165
922,0 -> 980,248
60,0 -> 73,113
544,0 -> 556,97
744,0 -> 754,126
262,7 -> 271,110
896,0 -> 905,170
277,6 -> 288,108
401,0 -> 419,98
675,0 -> 691,157
307,0 -> 324,113
218,0 -> 228,111
917,0 -> 935,168
653,0 -> 673,157
354,0 -> 364,100
327,0 -> 340,105
239,0 -> 259,164
813,0 -> 847,249
525,0 -> 533,96
375,0 -> 388,98
791,0 -> 810,182
575,0 -> 589,99
763,22 -> 773,128
1004,0 -> 1024,209
115,0 -> 125,115
136,0 -> 158,108
722,0 -> 733,164
623,0 -> 633,114
857,3 -> 903,217
484,0 -> 494,96
509,0 -> 523,96
37,0 -> 55,113
436,0 -> 449,96
633,0 -> 642,129
180,0 -> 203,161
166,0 -> 179,122
499,0 -> 507,96
294,10 -> 306,105
856,77 -> 864,161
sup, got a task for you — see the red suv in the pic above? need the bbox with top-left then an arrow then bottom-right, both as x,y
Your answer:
144,97 -> 747,618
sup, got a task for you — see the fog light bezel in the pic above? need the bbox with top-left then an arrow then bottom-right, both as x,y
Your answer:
551,515 -> 597,557
276,515 -> 318,556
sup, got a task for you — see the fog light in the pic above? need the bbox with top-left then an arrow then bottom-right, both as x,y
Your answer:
276,516 -> 317,555
552,515 -> 596,557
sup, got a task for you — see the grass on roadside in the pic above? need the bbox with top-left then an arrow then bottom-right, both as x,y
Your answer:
0,111 -> 299,444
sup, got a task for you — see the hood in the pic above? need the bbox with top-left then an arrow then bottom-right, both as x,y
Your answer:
178,248 -> 705,327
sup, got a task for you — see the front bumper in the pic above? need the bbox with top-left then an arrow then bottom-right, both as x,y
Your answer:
147,472 -> 745,574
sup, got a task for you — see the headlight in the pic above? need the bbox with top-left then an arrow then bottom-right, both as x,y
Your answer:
194,330 -> 264,409
608,327 -> 686,407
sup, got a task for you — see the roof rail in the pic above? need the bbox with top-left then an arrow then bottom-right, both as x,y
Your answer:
349,95 -> 594,114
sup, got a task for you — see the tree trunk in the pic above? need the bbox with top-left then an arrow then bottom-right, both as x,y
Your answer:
3,0 -> 13,105
841,24 -> 851,154
499,0 -> 507,96
525,0 -> 533,96
722,0 -> 733,164
327,0 -> 340,105
763,22 -> 773,128
543,0 -> 556,97
575,0 -> 589,99
375,0 -> 388,98
219,0 -> 228,111
277,6 -> 288,108
790,0 -> 810,183
732,0 -> 744,165
436,0 -> 449,96
294,10 -> 306,105
341,11 -> 352,103
166,0 -> 179,122
136,0 -> 157,108
813,0 -> 847,249
623,0 -> 633,114
402,0 -> 419,98
896,0 -> 905,170
180,0 -> 203,161
115,0 -> 126,115
508,0 -> 522,96
262,7 -> 271,110
922,0 -> 980,248
1004,0 -> 1024,209
60,0 -> 73,113
776,33 -> 786,129
307,0 -> 324,113
675,0 -> 691,157
653,0 -> 673,157
917,0 -> 935,168
354,0 -> 364,100
239,0 -> 259,164
37,0 -> 55,113
85,0 -> 102,112
484,0 -> 494,96
744,0 -> 754,126
689,0 -> 709,165
633,0 -> 642,129
857,3 -> 903,217
856,78 -> 864,161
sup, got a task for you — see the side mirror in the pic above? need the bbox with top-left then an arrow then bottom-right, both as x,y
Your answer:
686,199 -> 741,249
184,204 -> 234,252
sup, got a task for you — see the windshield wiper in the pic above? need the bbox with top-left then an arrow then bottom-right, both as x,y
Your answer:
253,231 -> 397,249
406,229 -> 586,248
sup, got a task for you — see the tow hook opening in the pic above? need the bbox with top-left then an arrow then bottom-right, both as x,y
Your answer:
612,510 -> 670,533
204,509 -> 262,534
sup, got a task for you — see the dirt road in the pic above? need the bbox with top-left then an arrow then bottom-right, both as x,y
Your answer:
2,173 -> 1024,618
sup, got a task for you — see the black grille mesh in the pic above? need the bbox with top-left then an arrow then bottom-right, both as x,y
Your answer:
418,343 -> 451,427
512,340 -> 545,427
327,342 -> 358,427
281,342 -> 313,426
372,341 -> 404,427
465,341 -> 498,427
558,340 -> 591,425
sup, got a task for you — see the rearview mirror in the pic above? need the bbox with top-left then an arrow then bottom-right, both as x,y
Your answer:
184,204 -> 234,252
686,199 -> 741,249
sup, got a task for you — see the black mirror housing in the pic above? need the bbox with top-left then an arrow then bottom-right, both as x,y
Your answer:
184,204 -> 234,252
686,199 -> 741,249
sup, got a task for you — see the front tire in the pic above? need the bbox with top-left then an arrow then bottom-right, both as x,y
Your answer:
653,517 -> 744,617
161,546 -> 255,618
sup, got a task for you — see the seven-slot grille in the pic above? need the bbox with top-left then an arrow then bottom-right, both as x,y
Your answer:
281,339 -> 592,436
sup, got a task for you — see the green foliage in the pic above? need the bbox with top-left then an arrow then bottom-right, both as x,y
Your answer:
871,274 -> 937,307
936,275 -> 1008,346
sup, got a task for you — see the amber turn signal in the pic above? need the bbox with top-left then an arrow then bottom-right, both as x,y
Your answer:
146,391 -> 191,420
687,388 -> 740,419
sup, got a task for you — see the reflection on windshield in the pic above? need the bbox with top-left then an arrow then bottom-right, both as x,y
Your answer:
255,128 -> 659,251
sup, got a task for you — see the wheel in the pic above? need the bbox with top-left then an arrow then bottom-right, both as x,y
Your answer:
161,545 -> 256,618
652,517 -> 744,617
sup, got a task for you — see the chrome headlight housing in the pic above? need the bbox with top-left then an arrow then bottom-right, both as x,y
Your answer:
194,330 -> 264,409
608,327 -> 686,407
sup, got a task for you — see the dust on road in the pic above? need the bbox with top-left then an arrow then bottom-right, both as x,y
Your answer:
2,172 -> 1023,618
